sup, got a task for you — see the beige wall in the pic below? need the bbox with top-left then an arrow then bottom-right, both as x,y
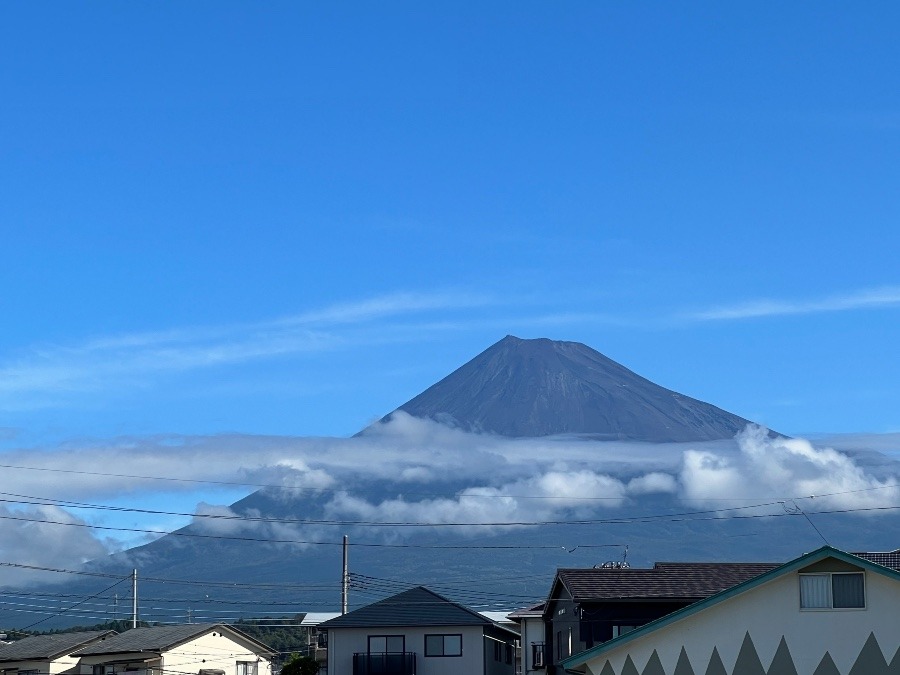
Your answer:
77,631 -> 272,675
1,654 -> 83,675
580,568 -> 900,675
2,657 -> 82,675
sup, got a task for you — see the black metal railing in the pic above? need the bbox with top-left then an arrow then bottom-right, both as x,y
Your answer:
352,651 -> 416,675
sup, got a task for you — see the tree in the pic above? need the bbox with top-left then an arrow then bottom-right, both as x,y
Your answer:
280,653 -> 319,675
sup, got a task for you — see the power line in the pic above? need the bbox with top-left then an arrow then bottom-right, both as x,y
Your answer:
2,462 -> 898,502
12,575 -> 131,632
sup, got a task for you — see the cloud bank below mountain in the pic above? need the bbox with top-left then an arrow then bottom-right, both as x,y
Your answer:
1,416 -> 898,586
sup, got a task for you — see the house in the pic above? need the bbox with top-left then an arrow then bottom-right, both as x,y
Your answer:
541,560 -> 779,673
507,603 -> 544,675
318,586 -> 519,675
299,612 -> 340,674
560,545 -> 900,675
0,631 -> 116,675
72,624 -> 274,675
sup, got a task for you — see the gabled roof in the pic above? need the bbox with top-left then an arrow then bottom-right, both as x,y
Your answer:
0,631 -> 115,662
73,624 -> 273,657
319,586 -> 515,635
560,546 -> 900,672
550,561 -> 778,605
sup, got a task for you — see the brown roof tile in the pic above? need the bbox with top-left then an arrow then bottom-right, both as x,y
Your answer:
557,562 -> 779,601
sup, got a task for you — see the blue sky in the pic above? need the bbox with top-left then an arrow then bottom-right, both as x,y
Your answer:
1,2 -> 900,591
4,2 -> 897,444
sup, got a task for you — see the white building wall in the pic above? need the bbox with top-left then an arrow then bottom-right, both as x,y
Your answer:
327,625 -> 486,675
518,617 -> 545,675
162,632 -> 273,675
582,569 -> 900,675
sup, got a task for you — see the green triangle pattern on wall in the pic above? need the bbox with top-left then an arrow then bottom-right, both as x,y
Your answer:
674,647 -> 697,675
767,636 -> 799,675
812,653 -> 841,675
642,651 -> 665,675
571,624 -> 898,674
621,655 -> 640,675
849,632 -> 889,675
889,643 -> 900,675
705,647 -> 728,675
732,632 -> 766,675
599,661 -> 616,675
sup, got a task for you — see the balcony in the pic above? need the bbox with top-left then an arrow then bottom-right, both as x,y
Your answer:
352,652 -> 416,675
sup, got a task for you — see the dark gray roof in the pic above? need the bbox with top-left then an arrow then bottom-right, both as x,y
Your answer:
74,624 -> 272,657
0,631 -> 115,662
320,587 -> 508,631
553,562 -> 779,603
855,549 -> 900,570
507,603 -> 545,620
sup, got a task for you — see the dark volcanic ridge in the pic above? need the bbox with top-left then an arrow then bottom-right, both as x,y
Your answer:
366,335 -> 763,442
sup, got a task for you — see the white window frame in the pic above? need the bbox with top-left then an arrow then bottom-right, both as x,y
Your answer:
799,572 -> 866,610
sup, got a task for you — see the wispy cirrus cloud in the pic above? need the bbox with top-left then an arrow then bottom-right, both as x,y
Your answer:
688,285 -> 900,321
0,290 -> 493,407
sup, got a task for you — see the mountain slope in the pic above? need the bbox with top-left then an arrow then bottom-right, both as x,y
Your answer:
371,335 -> 758,442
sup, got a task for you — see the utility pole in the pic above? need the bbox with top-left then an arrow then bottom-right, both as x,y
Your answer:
132,569 -> 138,628
341,535 -> 349,615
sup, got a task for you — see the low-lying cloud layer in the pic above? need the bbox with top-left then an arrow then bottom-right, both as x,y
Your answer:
1,415 -> 898,586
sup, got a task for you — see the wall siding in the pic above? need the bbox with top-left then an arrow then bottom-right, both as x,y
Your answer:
578,570 -> 900,675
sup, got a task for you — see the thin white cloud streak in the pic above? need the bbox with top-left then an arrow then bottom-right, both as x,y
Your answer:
689,285 -> 900,321
0,290 -> 493,407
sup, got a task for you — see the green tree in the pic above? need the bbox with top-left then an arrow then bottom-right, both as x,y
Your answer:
280,653 -> 319,675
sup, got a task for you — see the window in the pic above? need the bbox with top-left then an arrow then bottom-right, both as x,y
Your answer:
612,625 -> 638,638
505,643 -> 513,665
368,635 -> 405,654
236,662 -> 257,675
494,641 -> 503,661
424,634 -> 462,657
531,643 -> 546,668
800,572 -> 865,609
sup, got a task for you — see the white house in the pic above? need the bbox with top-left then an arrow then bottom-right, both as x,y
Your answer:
319,586 -> 519,675
507,604 -> 545,675
560,546 -> 900,675
72,624 -> 274,675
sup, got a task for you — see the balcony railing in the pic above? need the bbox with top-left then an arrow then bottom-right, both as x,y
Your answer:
352,651 -> 416,675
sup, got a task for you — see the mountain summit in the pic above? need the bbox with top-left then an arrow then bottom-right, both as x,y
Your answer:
375,335 -> 757,442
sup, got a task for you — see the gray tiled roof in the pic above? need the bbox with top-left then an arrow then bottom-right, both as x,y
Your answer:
855,549 -> 900,570
74,624 -> 272,657
556,562 -> 779,602
319,587 -> 500,630
0,631 -> 115,662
